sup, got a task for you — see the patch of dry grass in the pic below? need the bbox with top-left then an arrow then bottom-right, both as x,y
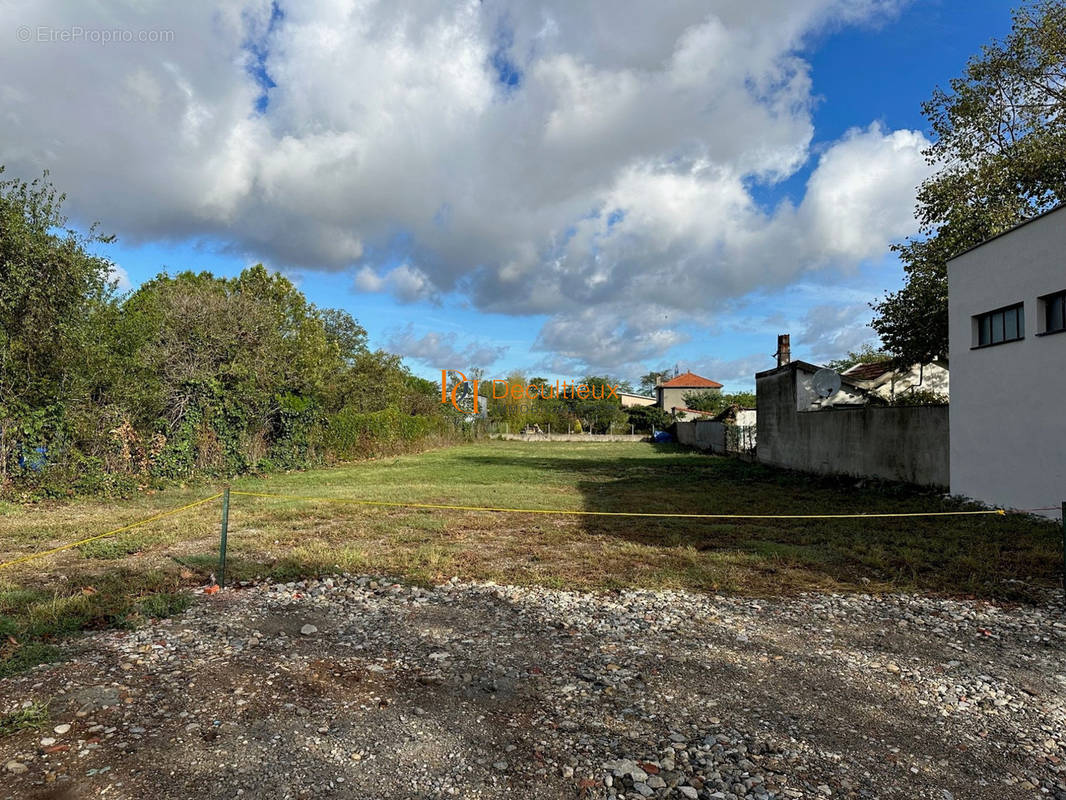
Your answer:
0,440 -> 1060,675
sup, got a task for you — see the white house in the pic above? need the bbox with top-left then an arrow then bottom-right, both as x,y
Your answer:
617,391 -> 656,408
948,203 -> 1066,519
840,361 -> 949,402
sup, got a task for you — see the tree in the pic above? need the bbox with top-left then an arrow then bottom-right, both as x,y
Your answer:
681,391 -> 724,412
319,307 -> 368,362
625,404 -> 674,433
0,169 -> 521,493
680,391 -> 756,415
825,345 -> 892,373
567,375 -> 627,433
638,370 -> 671,395
0,169 -> 116,481
872,0 -> 1066,364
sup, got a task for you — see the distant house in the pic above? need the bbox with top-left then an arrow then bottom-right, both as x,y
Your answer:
711,404 -> 757,427
618,391 -> 656,408
840,361 -> 949,402
948,202 -> 1066,519
655,371 -> 723,419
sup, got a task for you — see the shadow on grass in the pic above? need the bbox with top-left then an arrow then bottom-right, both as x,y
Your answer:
451,446 -> 1060,602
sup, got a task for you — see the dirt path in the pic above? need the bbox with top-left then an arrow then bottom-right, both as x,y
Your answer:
1,576 -> 1064,799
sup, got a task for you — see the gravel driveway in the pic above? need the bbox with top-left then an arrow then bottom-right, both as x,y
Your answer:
1,576 -> 1064,799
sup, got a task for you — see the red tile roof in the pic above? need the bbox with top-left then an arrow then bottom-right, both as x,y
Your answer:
660,371 -> 723,388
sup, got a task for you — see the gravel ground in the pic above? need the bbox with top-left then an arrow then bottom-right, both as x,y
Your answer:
1,575 -> 1064,800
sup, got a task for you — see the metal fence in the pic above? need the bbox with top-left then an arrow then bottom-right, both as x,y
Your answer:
724,423 -> 756,456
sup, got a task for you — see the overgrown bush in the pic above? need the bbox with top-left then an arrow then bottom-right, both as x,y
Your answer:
324,407 -> 450,460
626,405 -> 674,433
0,169 -> 461,497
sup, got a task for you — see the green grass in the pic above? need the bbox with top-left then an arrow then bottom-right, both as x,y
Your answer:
0,440 -> 1060,677
0,702 -> 49,737
0,570 -> 195,676
0,644 -> 62,680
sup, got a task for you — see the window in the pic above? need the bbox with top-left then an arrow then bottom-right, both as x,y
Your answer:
1042,290 -> 1066,334
974,303 -> 1024,347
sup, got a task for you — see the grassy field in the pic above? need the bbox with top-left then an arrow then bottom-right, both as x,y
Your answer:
0,440 -> 1060,676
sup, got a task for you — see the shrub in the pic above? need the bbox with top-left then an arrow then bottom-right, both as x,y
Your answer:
324,407 -> 449,460
893,389 -> 948,406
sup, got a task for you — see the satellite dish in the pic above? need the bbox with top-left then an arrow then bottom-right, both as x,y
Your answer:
812,368 -> 842,399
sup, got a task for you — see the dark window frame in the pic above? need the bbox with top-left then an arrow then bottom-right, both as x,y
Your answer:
1039,290 -> 1066,336
972,302 -> 1025,348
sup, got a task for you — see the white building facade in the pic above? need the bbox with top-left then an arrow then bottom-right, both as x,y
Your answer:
948,205 -> 1066,519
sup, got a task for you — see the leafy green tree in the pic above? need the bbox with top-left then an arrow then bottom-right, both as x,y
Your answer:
625,404 -> 674,433
566,375 -> 628,433
0,169 -> 116,482
681,391 -> 723,412
318,307 -> 368,362
872,0 -> 1066,364
638,370 -> 671,395
0,169 -> 480,492
680,391 -> 756,415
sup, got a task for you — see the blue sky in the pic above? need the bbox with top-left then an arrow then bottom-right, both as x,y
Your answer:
3,0 -> 1017,392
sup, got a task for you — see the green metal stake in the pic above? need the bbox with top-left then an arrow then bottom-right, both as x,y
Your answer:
218,488 -> 230,590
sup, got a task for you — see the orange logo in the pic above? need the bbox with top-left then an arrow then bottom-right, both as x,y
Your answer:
441,370 -> 480,413
441,371 -> 620,411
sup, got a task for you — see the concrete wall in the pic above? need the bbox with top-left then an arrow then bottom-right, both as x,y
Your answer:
675,420 -> 726,452
949,205 -> 1066,518
493,433 -> 647,442
675,418 -> 757,455
756,366 -> 949,487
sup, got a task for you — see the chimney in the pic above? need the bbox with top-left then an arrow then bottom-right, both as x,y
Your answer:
776,334 -> 791,368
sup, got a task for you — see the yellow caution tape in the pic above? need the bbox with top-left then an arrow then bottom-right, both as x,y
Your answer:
0,492 -> 224,571
0,487 -> 1012,573
228,490 -> 1007,520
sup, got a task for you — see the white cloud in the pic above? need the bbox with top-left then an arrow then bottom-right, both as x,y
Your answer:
797,124 -> 931,261
353,266 -> 384,293
687,354 -> 775,388
532,304 -> 691,375
387,324 -> 507,370
0,0 -> 926,372
798,302 -> 880,364
108,264 -> 133,292
355,263 -> 436,303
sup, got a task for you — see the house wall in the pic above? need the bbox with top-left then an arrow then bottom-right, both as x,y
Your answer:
856,364 -> 950,402
656,386 -> 718,411
756,366 -> 949,487
619,393 -> 656,408
948,205 -> 1066,519
734,409 -> 757,427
